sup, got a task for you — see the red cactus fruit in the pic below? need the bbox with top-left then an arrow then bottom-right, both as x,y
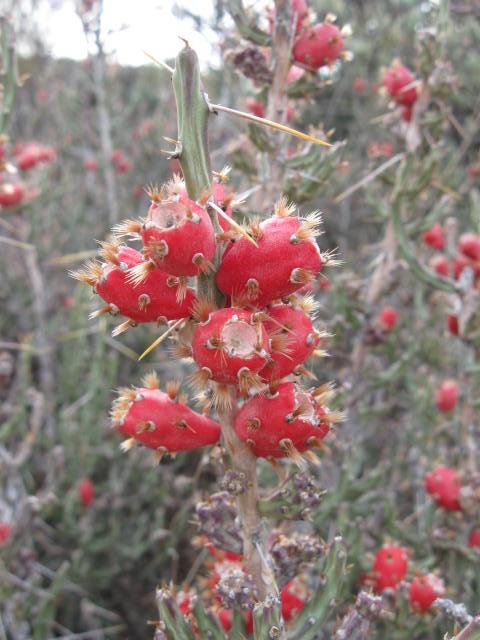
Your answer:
409,574 -> 445,613
281,581 -> 306,622
383,62 -> 418,107
216,203 -> 323,307
120,195 -> 216,277
78,478 -> 95,506
111,149 -> 131,174
377,306 -> 398,332
16,142 -> 56,171
293,22 -> 345,69
422,223 -> 445,251
468,528 -> 480,548
425,466 -> 462,511
83,158 -> 98,171
0,523 -> 10,545
259,303 -> 320,382
206,540 -> 242,563
372,545 -> 409,592
430,254 -> 449,277
246,98 -> 265,118
72,243 -> 196,333
218,609 -> 254,634
234,381 -> 337,459
191,307 -> 270,394
435,379 -> 458,413
467,165 -> 480,178
458,232 -> 480,261
353,77 -> 367,94
447,315 -> 459,336
111,373 -> 221,454
0,183 -> 24,207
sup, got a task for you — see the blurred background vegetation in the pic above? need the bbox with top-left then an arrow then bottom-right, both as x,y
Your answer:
0,0 -> 479,638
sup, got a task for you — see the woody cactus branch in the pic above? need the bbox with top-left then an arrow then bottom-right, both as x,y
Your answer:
171,41 -> 283,628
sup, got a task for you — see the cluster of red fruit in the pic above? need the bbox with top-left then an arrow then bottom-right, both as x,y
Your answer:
422,224 -> 480,335
246,1 -> 349,119
176,543 -> 305,634
0,140 -> 56,209
368,544 -> 445,613
382,60 -> 418,122
371,543 -> 480,615
73,175 -> 339,463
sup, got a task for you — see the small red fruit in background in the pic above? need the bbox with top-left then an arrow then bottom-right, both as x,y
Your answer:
111,149 -> 131,174
430,254 -> 449,277
353,77 -> 367,94
377,306 -> 398,332
281,582 -> 306,622
425,466 -> 462,511
78,478 -> 95,506
372,545 -> 409,592
409,574 -> 445,613
458,232 -> 480,261
467,165 -> 480,178
468,528 -> 480,548
0,522 -> 10,544
0,183 -> 24,208
435,380 -> 458,413
83,158 -> 98,172
246,98 -> 265,118
422,223 -> 445,251
447,315 -> 459,336
383,62 -> 418,107
293,22 -> 345,69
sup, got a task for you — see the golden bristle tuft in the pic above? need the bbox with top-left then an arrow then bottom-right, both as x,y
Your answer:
98,239 -> 121,264
303,450 -> 320,465
188,367 -> 213,393
166,380 -> 181,401
291,394 -> 314,421
89,304 -> 114,320
146,183 -> 164,202
293,365 -> 317,380
312,348 -> 330,359
210,382 -> 233,412
275,197 -> 296,218
279,438 -> 306,469
321,248 -> 342,267
164,174 -> 185,199
113,219 -> 143,239
111,319 -> 136,337
169,343 -> 193,360
270,331 -> 294,358
120,437 -> 138,453
248,217 -> 263,241
322,410 -> 347,424
293,294 -> 320,316
192,253 -> 214,274
213,164 -> 232,183
166,275 -> 188,303
294,211 -> 323,242
192,296 -> 217,323
237,369 -> 265,396
126,261 -> 155,287
290,268 -> 315,285
312,382 -> 336,405
142,371 -> 160,389
69,260 -> 103,287
247,417 -> 261,432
